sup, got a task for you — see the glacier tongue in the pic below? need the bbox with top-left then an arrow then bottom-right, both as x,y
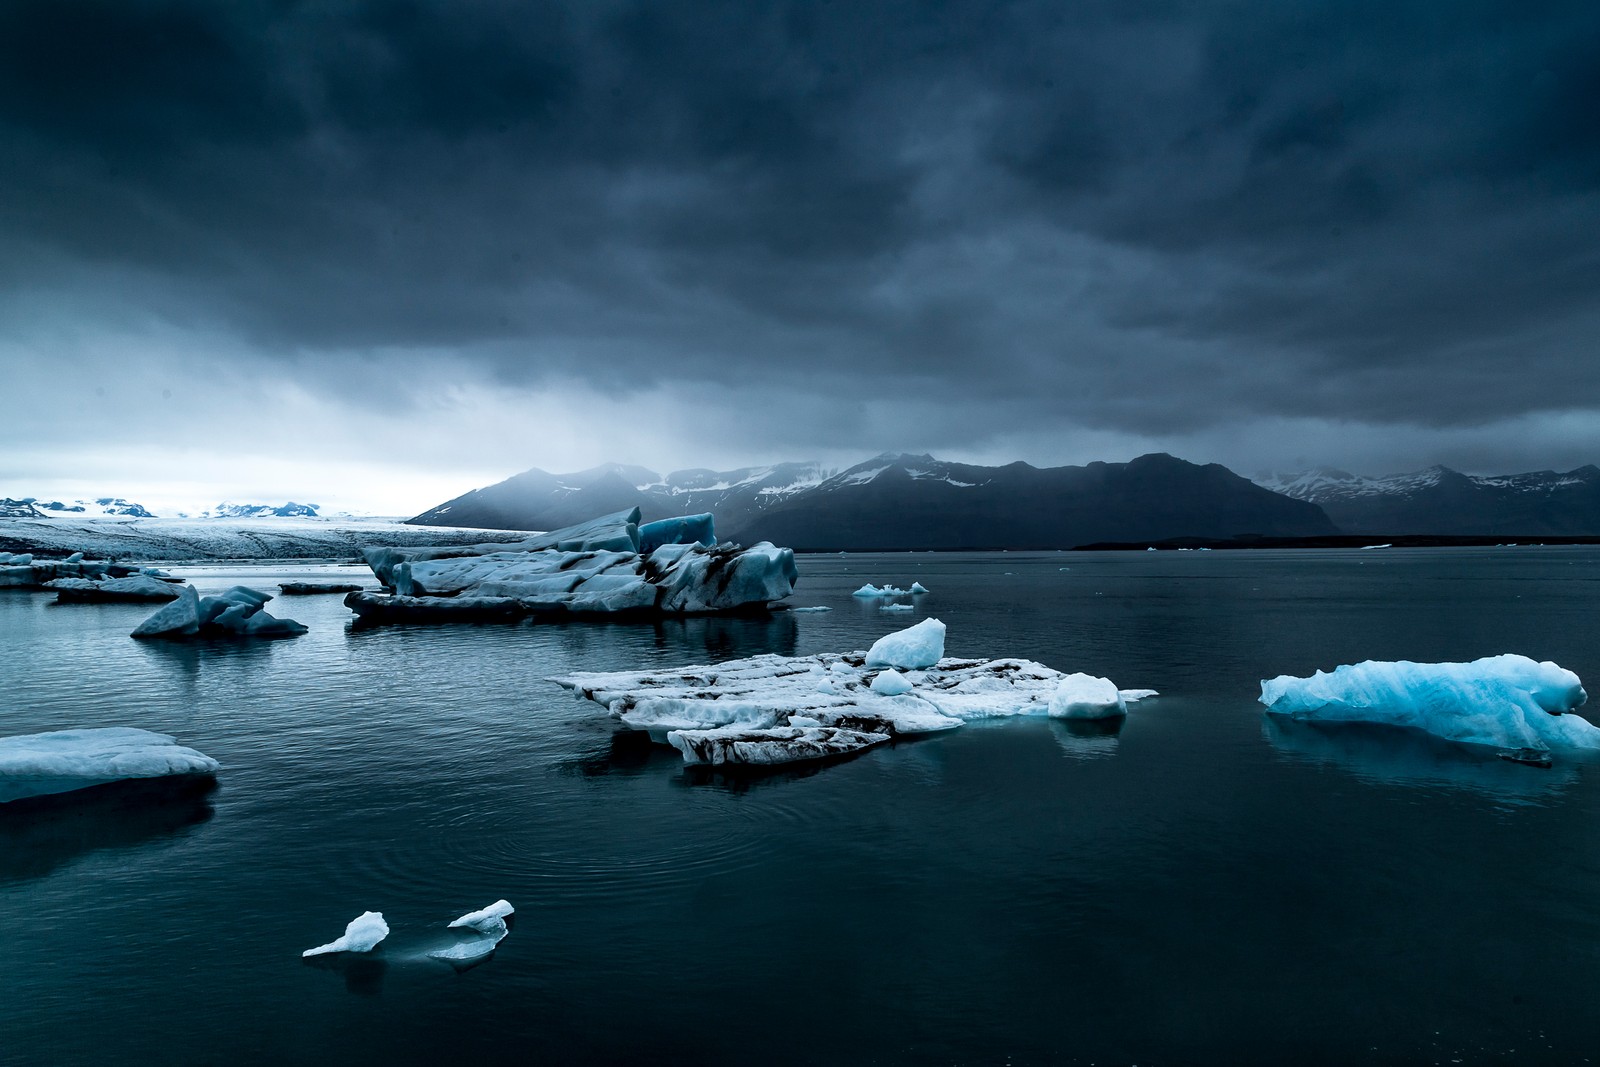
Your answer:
1259,654 -> 1597,752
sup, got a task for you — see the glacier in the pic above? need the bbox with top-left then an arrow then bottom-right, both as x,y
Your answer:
552,620 -> 1153,768
303,912 -> 389,957
0,727 -> 219,804
132,585 -> 308,639
1259,654 -> 1599,753
347,508 -> 797,622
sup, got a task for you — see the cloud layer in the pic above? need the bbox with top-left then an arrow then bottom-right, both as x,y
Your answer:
3,0 -> 1598,510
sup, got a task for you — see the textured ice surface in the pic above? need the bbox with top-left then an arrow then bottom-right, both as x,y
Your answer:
47,575 -> 181,601
866,618 -> 946,669
353,510 -> 796,619
1260,654 -> 1598,752
553,620 -> 1147,768
429,916 -> 508,962
1048,674 -> 1127,719
132,585 -> 307,639
0,727 -> 219,804
637,513 -> 715,553
449,900 -> 515,930
303,912 -> 389,957
852,583 -> 911,598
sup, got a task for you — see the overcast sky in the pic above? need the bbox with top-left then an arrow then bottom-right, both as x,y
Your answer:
3,0 -> 1598,514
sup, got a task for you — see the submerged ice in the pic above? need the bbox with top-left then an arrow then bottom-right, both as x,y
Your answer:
1260,655 -> 1598,752
0,727 -> 219,804
552,619 -> 1152,768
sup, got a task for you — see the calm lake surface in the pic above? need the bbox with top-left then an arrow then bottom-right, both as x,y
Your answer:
4,548 -> 1600,1066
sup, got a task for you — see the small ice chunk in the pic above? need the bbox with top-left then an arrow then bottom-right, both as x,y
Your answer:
0,727 -> 219,804
430,916 -> 508,961
303,912 -> 389,957
910,581 -> 929,594
449,899 -> 515,930
880,603 -> 915,612
1119,689 -> 1159,702
870,669 -> 913,696
1048,673 -> 1128,719
789,606 -> 832,613
866,618 -> 946,669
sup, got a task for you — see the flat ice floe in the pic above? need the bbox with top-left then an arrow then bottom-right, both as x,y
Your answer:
552,619 -> 1153,768
1260,654 -> 1599,753
0,727 -> 219,804
347,508 -> 797,622
131,585 -> 308,639
47,575 -> 182,602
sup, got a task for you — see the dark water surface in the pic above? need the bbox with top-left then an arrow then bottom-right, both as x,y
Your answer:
4,549 -> 1600,1065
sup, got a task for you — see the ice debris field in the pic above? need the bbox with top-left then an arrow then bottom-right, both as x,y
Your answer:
1260,654 -> 1599,754
553,618 -> 1156,767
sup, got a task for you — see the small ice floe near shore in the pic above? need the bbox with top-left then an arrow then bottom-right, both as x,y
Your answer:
278,582 -> 363,596
303,912 -> 389,957
552,619 -> 1153,769
0,727 -> 219,804
132,585 -> 308,639
0,551 -> 146,589
1260,654 -> 1597,756
46,575 -> 182,602
347,508 -> 797,623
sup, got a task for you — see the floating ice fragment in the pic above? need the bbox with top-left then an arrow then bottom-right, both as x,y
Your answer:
303,912 -> 389,957
0,727 -> 219,804
909,581 -> 929,594
1048,674 -> 1127,719
430,916 -> 508,962
1260,654 -> 1598,752
880,603 -> 914,612
449,899 -> 515,930
132,584 -> 307,639
865,618 -> 946,669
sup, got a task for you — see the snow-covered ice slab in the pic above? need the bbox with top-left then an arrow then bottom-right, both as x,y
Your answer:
552,620 -> 1151,768
1260,654 -> 1599,753
0,727 -> 219,804
349,509 -> 797,621
47,575 -> 182,602
132,585 -> 308,639
303,912 -> 389,957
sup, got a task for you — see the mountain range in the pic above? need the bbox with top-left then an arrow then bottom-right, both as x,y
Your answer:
1254,465 -> 1600,535
409,452 -> 1338,549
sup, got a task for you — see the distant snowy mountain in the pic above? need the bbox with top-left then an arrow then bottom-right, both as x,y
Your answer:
15,496 -> 159,518
194,501 -> 322,519
411,452 -> 1336,549
1254,464 -> 1600,534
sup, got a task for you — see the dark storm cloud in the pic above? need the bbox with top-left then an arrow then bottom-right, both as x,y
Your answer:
3,0 -> 1599,454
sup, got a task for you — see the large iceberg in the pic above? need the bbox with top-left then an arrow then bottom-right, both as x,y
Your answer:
552,620 -> 1153,768
132,585 -> 308,639
0,727 -> 219,804
347,508 -> 797,622
1259,655 -> 1600,753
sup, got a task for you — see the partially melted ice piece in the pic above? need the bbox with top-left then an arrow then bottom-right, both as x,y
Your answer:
449,900 -> 515,931
1259,654 -> 1598,752
0,727 -> 219,804
429,916 -> 508,962
553,620 -> 1148,768
131,585 -> 307,639
1048,674 -> 1127,719
865,618 -> 946,669
303,912 -> 389,957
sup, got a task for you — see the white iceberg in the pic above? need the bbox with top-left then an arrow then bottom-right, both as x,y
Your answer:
0,727 -> 219,804
132,585 -> 308,639
1047,674 -> 1127,719
449,900 -> 515,930
349,508 -> 797,622
852,583 -> 911,598
303,912 -> 389,957
552,620 -> 1148,768
909,581 -> 930,594
866,617 -> 946,669
1259,654 -> 1599,752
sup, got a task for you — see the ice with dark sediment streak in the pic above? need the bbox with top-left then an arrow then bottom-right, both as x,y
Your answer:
0,727 -> 219,804
1259,654 -> 1598,752
552,620 -> 1154,768
349,508 -> 798,620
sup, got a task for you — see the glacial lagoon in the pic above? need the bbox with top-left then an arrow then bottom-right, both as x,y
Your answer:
4,548 -> 1600,1064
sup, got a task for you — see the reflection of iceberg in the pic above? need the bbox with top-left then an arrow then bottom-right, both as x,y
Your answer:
348,508 -> 797,623
553,620 -> 1150,769
1260,655 -> 1597,754
1050,717 -> 1124,761
0,776 -> 216,884
1264,717 -> 1581,797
